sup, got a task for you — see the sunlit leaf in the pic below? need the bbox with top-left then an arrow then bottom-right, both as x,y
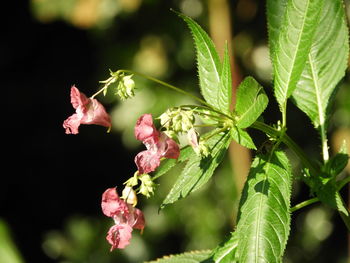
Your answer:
235,77 -> 268,129
146,250 -> 211,263
231,127 -> 256,150
292,0 -> 349,129
270,0 -> 323,109
154,146 -> 194,179
161,131 -> 231,208
209,232 -> 238,263
218,44 -> 232,113
176,12 -> 223,110
235,150 -> 292,262
266,0 -> 287,60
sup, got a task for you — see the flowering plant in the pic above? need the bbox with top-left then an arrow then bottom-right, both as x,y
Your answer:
64,2 -> 349,262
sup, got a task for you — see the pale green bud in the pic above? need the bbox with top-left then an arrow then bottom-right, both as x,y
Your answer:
159,108 -> 195,133
116,75 -> 135,100
139,174 -> 156,198
124,172 -> 139,187
197,141 -> 210,157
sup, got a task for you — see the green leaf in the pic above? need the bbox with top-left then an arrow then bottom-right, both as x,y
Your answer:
235,77 -> 268,129
235,150 -> 292,262
271,0 -> 323,109
209,232 -> 238,263
218,44 -> 232,113
146,250 -> 211,263
291,0 -> 349,130
161,131 -> 231,208
153,146 -> 194,179
231,127 -> 256,150
324,153 -> 349,177
176,12 -> 222,109
314,180 -> 350,230
266,0 -> 287,59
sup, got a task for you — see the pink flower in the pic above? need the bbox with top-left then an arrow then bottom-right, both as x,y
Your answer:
101,188 -> 145,251
134,114 -> 180,174
63,86 -> 111,134
106,224 -> 133,250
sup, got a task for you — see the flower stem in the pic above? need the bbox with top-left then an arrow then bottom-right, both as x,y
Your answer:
290,197 -> 319,212
90,85 -> 108,99
118,69 -> 210,106
180,104 -> 232,120
320,124 -> 329,162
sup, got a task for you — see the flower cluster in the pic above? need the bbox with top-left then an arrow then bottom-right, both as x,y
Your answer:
99,71 -> 136,100
63,86 -> 111,134
159,107 -> 210,157
134,114 -> 180,174
63,80 -> 186,251
101,188 -> 145,251
159,107 -> 195,133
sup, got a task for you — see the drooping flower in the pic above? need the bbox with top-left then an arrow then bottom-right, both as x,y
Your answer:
101,188 -> 145,251
134,114 -> 180,174
63,86 -> 111,134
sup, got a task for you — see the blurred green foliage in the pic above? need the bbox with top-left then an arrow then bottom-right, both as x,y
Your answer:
0,219 -> 24,263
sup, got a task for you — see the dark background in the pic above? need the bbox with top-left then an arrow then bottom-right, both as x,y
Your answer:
2,0 -> 349,262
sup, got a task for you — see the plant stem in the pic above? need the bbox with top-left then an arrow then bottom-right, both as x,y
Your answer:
180,104 -> 232,120
320,124 -> 329,162
118,69 -> 211,107
90,85 -> 108,99
281,102 -> 287,128
251,121 -> 319,175
290,197 -> 319,212
337,176 -> 350,191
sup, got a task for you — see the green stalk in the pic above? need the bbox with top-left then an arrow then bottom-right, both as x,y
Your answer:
290,197 -> 319,212
119,70 -> 211,107
251,121 -> 319,175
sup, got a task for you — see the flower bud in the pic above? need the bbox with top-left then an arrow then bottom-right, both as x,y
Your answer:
124,172 -> 139,187
187,128 -> 209,157
122,186 -> 138,207
138,174 -> 156,198
159,108 -> 195,133
116,75 -> 135,100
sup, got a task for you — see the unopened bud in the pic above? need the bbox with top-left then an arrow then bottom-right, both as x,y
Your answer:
139,174 -> 156,198
122,186 -> 138,206
124,171 -> 139,187
187,128 -> 209,157
116,75 -> 135,100
159,108 -> 195,133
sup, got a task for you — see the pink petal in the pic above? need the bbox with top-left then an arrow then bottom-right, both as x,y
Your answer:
63,113 -> 82,134
161,134 -> 180,159
80,99 -> 111,128
70,85 -> 90,109
63,86 -> 111,134
134,150 -> 161,174
131,208 -> 145,231
134,114 -> 159,142
187,128 -> 199,149
106,224 -> 133,250
101,188 -> 129,218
